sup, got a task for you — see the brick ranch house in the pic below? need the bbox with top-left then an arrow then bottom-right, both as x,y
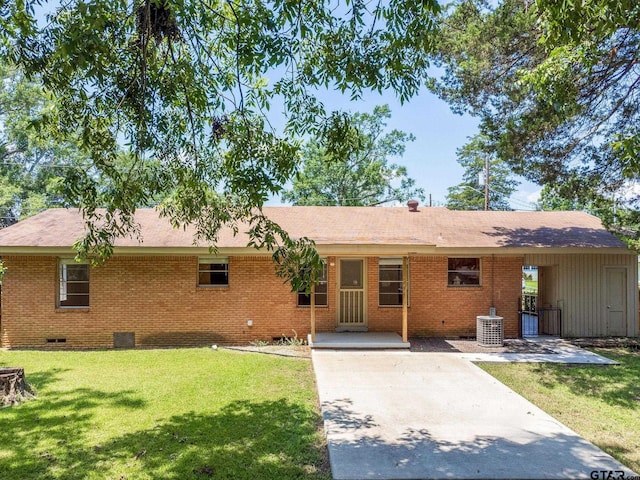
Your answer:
0,205 -> 637,349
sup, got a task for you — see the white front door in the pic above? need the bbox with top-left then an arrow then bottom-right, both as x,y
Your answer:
337,259 -> 367,330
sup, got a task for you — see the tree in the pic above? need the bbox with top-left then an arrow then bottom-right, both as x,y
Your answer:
432,0 -> 640,246
537,180 -> 640,250
445,134 -> 518,210
537,183 -> 591,213
282,105 -> 424,206
0,0 -> 441,290
0,63 -> 81,227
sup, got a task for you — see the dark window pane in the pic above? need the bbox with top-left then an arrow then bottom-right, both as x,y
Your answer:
379,293 -> 402,306
210,271 -> 228,285
315,293 -> 328,306
298,293 -> 311,306
200,263 -> 228,271
379,268 -> 402,282
341,260 -> 362,289
448,271 -> 480,286
66,264 -> 89,281
296,262 -> 328,306
60,294 -> 89,307
448,258 -> 479,271
379,282 -> 402,295
59,263 -> 89,307
464,273 -> 480,285
66,282 -> 89,294
379,260 -> 406,306
448,258 -> 481,286
297,290 -> 327,306
198,262 -> 229,285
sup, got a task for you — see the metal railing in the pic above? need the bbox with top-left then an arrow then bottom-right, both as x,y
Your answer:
522,294 -> 537,314
519,294 -> 562,337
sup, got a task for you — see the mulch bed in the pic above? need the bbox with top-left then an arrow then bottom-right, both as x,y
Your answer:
409,337 -> 556,354
570,337 -> 640,350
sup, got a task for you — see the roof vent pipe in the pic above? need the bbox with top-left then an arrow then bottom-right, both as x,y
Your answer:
407,200 -> 419,212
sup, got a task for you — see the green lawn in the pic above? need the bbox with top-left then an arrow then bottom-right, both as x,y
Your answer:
479,348 -> 640,473
0,349 -> 330,480
523,279 -> 538,294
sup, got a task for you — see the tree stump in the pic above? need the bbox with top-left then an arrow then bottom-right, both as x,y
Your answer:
0,367 -> 35,406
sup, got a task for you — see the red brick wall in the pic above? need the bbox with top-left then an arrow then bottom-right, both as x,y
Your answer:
406,256 -> 522,338
0,255 -> 334,348
0,254 -> 522,348
367,257 -> 407,332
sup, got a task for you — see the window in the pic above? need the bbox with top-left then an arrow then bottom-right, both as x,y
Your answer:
298,262 -> 328,307
198,258 -> 229,286
379,258 -> 408,306
58,260 -> 89,307
448,258 -> 480,286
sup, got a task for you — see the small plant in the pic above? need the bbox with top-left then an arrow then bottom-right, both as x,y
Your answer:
249,339 -> 270,347
277,330 -> 307,347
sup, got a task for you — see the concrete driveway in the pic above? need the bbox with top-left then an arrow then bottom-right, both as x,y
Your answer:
312,350 -> 634,480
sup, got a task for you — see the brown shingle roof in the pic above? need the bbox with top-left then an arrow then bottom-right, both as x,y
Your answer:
0,206 -> 627,250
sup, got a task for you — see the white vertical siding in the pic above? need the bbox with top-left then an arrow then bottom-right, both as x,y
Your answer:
523,253 -> 638,337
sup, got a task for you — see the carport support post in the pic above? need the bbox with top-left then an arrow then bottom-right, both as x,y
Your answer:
310,283 -> 316,343
402,256 -> 408,343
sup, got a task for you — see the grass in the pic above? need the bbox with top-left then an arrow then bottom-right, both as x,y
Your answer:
0,348 -> 330,480
479,348 -> 640,473
523,279 -> 538,294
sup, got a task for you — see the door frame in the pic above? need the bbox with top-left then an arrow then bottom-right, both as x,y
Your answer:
336,258 -> 368,331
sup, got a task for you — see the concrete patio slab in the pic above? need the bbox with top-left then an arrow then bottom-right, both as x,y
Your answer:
312,350 -> 634,480
309,332 -> 410,349
459,338 -> 620,365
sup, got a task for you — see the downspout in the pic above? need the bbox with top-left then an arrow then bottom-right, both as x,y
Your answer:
310,283 -> 316,344
402,256 -> 408,343
491,254 -> 495,313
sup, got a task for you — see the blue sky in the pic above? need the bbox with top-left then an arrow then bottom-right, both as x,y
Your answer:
271,86 -> 541,210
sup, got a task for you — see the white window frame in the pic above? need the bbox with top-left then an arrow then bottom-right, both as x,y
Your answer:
378,258 -> 409,307
58,259 -> 90,308
297,261 -> 328,307
198,257 -> 229,287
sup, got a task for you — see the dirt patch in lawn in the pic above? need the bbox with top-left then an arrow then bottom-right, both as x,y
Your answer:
224,345 -> 311,358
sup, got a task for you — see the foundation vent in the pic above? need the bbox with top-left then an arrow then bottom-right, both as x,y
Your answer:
113,332 -> 135,348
